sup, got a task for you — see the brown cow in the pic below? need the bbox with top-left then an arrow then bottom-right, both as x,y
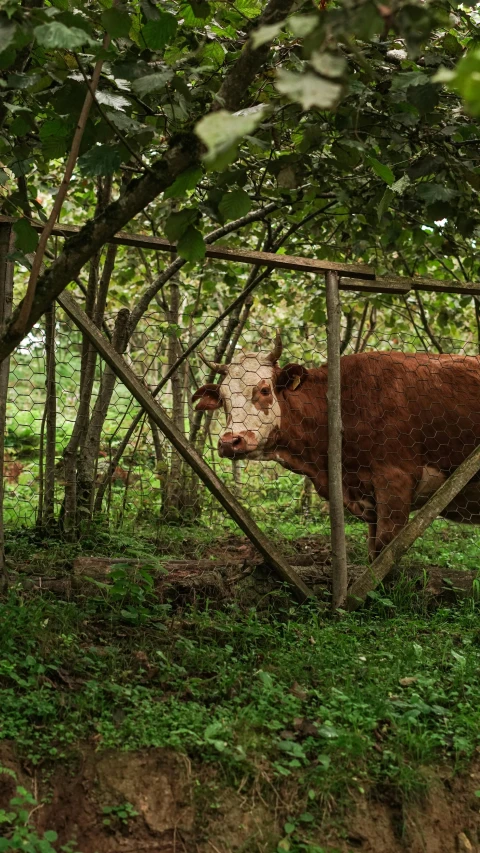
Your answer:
193,334 -> 480,559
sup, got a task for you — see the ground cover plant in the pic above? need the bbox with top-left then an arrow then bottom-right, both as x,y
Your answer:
1,522 -> 480,850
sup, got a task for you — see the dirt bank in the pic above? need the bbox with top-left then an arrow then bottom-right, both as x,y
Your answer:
1,742 -> 479,852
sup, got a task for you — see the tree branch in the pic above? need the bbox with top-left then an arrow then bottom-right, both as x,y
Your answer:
127,201 -> 281,336
12,30 -> 111,336
214,0 -> 295,111
0,0 -> 295,364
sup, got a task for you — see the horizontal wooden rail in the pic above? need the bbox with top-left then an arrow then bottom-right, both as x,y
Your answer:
2,215 -> 477,295
57,291 -> 315,604
0,215 -> 374,280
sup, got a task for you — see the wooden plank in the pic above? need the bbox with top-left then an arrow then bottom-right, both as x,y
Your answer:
346,444 -> 480,610
57,291 -> 315,603
343,274 -> 480,296
0,215 -> 374,280
325,271 -> 348,610
2,215 -> 478,294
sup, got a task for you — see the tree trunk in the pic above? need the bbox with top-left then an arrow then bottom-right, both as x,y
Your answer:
44,302 -> 56,524
161,280 -> 191,522
61,180 -> 113,536
0,224 -> 13,591
76,308 -> 130,521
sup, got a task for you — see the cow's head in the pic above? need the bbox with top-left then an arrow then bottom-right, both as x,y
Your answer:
192,333 -> 308,460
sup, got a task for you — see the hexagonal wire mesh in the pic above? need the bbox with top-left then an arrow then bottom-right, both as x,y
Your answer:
5,274 -> 480,573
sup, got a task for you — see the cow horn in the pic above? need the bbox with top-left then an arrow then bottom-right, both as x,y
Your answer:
198,351 -> 228,375
267,331 -> 283,363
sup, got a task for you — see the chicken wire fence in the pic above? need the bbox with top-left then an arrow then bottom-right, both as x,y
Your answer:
4,293 -> 480,564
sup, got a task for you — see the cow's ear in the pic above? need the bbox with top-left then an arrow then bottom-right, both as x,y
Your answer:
192,383 -> 222,411
275,363 -> 308,392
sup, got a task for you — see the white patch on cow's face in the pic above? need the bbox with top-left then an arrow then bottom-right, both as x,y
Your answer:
218,352 -> 281,458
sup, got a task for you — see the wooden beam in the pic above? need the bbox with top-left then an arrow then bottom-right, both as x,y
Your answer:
325,271 -> 348,610
346,444 -> 480,610
3,214 -> 478,294
57,291 -> 315,604
0,216 -> 374,280
342,274 -> 480,297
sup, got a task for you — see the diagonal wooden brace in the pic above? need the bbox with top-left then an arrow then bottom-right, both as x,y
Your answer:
346,445 -> 480,610
57,292 -> 315,603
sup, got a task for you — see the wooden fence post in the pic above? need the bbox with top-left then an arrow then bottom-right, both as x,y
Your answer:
0,224 -> 13,590
57,291 -> 315,604
346,443 -> 480,609
325,271 -> 348,610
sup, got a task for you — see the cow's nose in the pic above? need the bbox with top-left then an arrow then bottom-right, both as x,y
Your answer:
218,432 -> 248,458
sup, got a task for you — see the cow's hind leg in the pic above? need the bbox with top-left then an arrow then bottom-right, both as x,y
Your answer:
368,523 -> 377,562
372,470 -> 414,559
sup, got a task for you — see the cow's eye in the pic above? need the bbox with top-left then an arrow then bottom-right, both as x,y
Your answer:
260,387 -> 270,396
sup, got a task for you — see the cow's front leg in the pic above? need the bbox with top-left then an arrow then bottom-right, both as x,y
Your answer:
372,470 -> 414,559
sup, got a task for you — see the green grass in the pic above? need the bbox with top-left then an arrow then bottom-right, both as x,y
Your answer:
1,569 -> 480,796
2,520 -> 480,851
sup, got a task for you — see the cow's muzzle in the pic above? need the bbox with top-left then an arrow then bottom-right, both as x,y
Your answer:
218,431 -> 257,459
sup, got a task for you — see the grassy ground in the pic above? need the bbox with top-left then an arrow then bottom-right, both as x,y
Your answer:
1,520 -> 480,851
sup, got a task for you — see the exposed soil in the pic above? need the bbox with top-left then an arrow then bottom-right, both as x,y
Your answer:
1,742 -> 480,852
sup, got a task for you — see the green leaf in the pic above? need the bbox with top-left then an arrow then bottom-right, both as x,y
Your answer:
251,21 -> 285,49
284,821 -> 296,834
219,189 -> 251,222
316,724 -> 339,739
195,106 -> 269,170
288,13 -> 319,37
164,166 -> 203,199
368,157 -> 394,185
142,14 -> 178,51
435,49 -> 480,116
275,70 -> 342,110
0,21 -> 16,54
416,183 -> 456,204
391,71 -> 427,91
96,91 -> 131,110
34,22 -> 96,49
189,1 -> 212,19
78,144 -> 122,177
391,174 -> 410,194
132,70 -> 174,98
165,209 -> 199,242
309,52 -> 346,79
182,3 -> 212,25
377,188 -> 394,220
101,8 -> 131,38
43,830 -> 58,842
13,218 -> 38,253
177,226 -> 206,262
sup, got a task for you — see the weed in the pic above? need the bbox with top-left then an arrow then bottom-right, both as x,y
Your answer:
102,802 -> 139,828
0,767 -> 80,852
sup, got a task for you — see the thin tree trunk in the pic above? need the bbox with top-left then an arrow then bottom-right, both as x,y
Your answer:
415,292 -> 443,353
0,224 -> 13,591
354,300 -> 369,353
61,180 -> 113,535
76,308 -> 130,520
44,302 -> 56,524
298,476 -> 313,517
161,280 -> 186,521
325,270 -> 348,610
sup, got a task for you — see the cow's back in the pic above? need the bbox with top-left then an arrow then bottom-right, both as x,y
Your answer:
339,352 -> 480,474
